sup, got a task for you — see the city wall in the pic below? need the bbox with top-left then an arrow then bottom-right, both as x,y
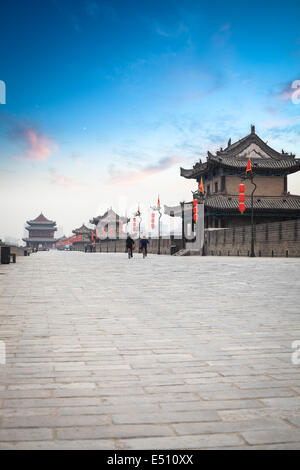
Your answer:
204,218 -> 300,257
72,237 -> 183,255
0,243 -> 29,256
70,219 -> 300,257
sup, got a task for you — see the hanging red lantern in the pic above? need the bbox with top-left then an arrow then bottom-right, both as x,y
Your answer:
239,183 -> 246,214
193,199 -> 198,222
239,202 -> 245,214
151,212 -> 155,230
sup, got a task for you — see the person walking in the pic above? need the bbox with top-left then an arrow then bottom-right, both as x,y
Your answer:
139,236 -> 150,258
126,235 -> 135,258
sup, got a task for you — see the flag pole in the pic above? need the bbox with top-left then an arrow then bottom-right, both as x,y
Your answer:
151,196 -> 162,255
157,196 -> 162,255
250,176 -> 257,257
245,155 -> 256,257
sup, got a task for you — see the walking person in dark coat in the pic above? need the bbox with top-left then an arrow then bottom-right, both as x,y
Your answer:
139,236 -> 150,258
126,235 -> 135,258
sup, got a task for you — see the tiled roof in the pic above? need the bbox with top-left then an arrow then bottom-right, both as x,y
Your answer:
26,226 -> 57,231
208,154 -> 300,172
164,196 -> 300,216
22,237 -> 57,242
181,162 -> 208,178
72,224 -> 92,234
27,213 -> 56,225
90,209 -> 128,225
205,194 -> 300,212
181,156 -> 300,179
181,128 -> 300,179
214,130 -> 294,159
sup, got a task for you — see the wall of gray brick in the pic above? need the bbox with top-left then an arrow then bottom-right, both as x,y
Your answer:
205,219 -> 300,257
69,219 -> 300,257
73,237 -> 183,255
0,243 -> 29,256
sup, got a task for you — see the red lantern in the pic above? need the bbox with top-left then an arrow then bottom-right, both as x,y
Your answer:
151,212 -> 155,230
193,199 -> 198,222
239,202 -> 245,214
120,222 -> 123,234
239,183 -> 246,214
91,231 -> 94,242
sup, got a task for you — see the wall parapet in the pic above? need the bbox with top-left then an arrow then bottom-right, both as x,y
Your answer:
204,218 -> 300,257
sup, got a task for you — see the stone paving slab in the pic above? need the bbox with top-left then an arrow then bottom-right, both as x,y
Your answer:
0,251 -> 300,449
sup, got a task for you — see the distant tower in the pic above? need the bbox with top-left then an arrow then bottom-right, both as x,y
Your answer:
22,213 -> 57,250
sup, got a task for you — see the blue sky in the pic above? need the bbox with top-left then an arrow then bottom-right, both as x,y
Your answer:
0,0 -> 300,240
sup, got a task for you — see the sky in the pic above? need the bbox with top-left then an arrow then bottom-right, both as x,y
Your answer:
0,0 -> 300,241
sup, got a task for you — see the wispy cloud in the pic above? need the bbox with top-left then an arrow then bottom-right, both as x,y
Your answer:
85,1 -> 100,17
262,116 -> 300,129
211,23 -> 231,48
85,0 -> 117,21
271,76 -> 300,102
156,21 -> 189,39
282,81 -> 300,102
279,83 -> 295,101
49,168 -> 80,189
8,121 -> 58,162
70,152 -> 84,167
70,14 -> 82,33
70,1 -> 117,32
109,156 -> 180,185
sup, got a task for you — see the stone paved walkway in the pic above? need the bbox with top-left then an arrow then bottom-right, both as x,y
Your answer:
0,251 -> 300,449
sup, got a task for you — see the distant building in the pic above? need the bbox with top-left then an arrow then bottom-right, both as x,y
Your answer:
90,209 -> 128,239
72,224 -> 93,245
175,125 -> 300,229
23,213 -> 57,250
55,235 -> 68,251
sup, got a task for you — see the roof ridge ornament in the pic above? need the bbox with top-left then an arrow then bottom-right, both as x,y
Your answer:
251,124 -> 255,134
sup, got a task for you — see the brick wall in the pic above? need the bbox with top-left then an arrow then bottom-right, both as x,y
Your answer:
70,219 -> 300,257
205,219 -> 300,257
0,243 -> 29,256
73,237 -> 182,255
225,175 -> 285,196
